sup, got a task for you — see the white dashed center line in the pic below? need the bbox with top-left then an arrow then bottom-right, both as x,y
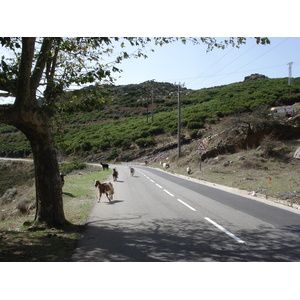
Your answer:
177,199 -> 196,211
163,189 -> 174,197
138,170 -> 245,244
205,217 -> 245,244
139,170 -> 196,211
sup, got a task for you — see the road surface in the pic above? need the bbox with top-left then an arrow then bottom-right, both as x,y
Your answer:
71,164 -> 300,262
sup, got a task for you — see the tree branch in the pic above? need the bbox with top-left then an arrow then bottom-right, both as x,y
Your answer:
15,37 -> 36,106
30,38 -> 54,93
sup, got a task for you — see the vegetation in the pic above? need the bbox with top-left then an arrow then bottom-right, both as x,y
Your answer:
0,161 -> 110,261
60,156 -> 86,174
1,77 -> 299,160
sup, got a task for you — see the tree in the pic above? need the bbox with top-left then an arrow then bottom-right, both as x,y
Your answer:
0,37 -> 270,228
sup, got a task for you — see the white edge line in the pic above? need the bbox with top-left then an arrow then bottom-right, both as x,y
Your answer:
205,217 -> 245,244
177,199 -> 196,211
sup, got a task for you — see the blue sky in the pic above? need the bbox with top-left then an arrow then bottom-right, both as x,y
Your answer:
111,37 -> 300,90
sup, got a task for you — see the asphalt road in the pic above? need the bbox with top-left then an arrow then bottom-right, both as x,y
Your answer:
71,164 -> 300,262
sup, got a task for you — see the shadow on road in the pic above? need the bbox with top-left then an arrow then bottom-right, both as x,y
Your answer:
106,200 -> 124,205
71,216 -> 300,262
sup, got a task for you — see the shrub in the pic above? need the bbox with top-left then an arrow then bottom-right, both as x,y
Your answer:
135,137 -> 156,148
148,126 -> 164,135
121,140 -> 131,150
99,140 -> 111,151
108,149 -> 118,160
80,141 -> 92,151
187,121 -> 204,129
190,129 -> 199,139
60,157 -> 86,174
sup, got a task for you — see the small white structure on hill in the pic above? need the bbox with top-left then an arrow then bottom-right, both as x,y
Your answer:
270,106 -> 294,118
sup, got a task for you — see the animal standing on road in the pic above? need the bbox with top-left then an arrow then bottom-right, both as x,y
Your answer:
112,168 -> 118,181
94,180 -> 114,202
100,162 -> 109,171
130,167 -> 135,176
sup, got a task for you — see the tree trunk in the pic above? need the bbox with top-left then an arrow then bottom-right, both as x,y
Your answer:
20,109 -> 67,228
31,136 -> 67,227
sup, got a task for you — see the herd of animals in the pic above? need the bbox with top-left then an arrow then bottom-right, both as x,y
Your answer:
95,163 -> 136,203
61,161 -> 192,203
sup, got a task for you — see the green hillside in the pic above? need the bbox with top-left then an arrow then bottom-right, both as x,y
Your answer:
1,77 -> 300,160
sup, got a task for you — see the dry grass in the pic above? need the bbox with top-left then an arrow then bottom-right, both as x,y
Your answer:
0,162 -> 110,261
156,139 -> 300,207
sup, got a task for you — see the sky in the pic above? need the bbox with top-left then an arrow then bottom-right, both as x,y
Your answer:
109,37 -> 300,90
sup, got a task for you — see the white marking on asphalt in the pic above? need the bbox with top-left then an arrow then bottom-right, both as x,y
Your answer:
177,199 -> 196,211
164,189 -> 174,197
139,170 -> 196,211
205,217 -> 245,244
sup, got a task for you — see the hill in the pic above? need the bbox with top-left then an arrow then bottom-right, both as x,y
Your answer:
1,77 -> 300,161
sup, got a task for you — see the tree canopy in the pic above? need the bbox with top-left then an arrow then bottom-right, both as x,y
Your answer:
0,37 -> 270,110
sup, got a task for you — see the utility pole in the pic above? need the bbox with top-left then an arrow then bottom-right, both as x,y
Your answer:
151,84 -> 154,123
146,98 -> 149,123
178,83 -> 181,158
288,62 -> 293,86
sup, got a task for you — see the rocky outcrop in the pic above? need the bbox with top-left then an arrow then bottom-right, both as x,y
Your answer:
244,73 -> 268,81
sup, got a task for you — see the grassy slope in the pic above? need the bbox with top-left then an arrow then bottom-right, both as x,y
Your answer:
0,163 -> 111,261
1,77 -> 300,159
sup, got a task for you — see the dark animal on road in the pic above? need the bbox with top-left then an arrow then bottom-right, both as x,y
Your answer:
94,180 -> 114,202
60,173 -> 65,188
112,168 -> 118,181
130,167 -> 135,176
100,162 -> 109,171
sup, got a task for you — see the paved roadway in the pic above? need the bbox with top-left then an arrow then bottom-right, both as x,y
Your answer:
71,164 -> 300,262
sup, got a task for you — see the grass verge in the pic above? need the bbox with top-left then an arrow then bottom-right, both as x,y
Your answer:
0,164 -> 111,261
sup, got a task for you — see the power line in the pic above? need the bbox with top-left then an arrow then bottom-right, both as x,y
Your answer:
189,43 -> 257,89
185,48 -> 234,86
206,37 -> 291,87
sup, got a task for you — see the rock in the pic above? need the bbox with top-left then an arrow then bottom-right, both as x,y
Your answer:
0,188 -> 17,205
244,73 -> 268,81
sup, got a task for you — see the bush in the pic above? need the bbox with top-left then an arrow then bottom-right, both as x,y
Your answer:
190,129 -> 199,139
148,126 -> 164,135
108,149 -> 118,160
60,157 -> 86,174
135,137 -> 156,148
187,121 -> 204,129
